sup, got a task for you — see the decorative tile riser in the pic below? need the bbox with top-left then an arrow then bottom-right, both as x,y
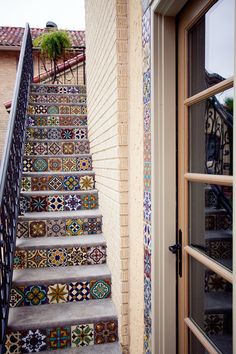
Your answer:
29,94 -> 87,104
30,85 -> 86,94
6,320 -> 118,352
21,175 -> 95,192
17,217 -> 102,238
14,246 -> 107,269
205,271 -> 232,293
23,156 -> 92,173
28,104 -> 87,115
205,188 -> 233,209
24,141 -> 89,156
19,193 -> 98,214
27,115 -> 87,127
26,127 -> 88,140
10,279 -> 111,307
204,314 -> 231,337
205,213 -> 232,231
206,239 -> 232,260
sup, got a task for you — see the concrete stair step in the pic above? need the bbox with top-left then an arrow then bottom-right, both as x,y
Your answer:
10,264 -> 112,308
38,343 -> 122,354
7,300 -> 118,351
24,140 -> 90,157
19,209 -> 102,220
21,190 -> 98,196
14,235 -> 107,270
13,263 -> 111,286
23,155 -> 92,173
8,299 -> 117,330
19,190 -> 98,214
21,173 -> 95,192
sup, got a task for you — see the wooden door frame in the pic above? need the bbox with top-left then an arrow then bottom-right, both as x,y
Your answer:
150,0 -> 236,353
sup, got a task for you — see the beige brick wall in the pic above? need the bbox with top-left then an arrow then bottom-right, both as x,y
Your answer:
0,51 -> 19,157
85,0 -> 129,351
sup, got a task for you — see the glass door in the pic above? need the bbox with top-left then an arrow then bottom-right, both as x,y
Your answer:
177,0 -> 234,353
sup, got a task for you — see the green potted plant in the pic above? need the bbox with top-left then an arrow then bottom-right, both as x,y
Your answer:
34,30 -> 72,83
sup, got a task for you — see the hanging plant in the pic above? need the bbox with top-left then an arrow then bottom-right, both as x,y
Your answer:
34,30 -> 72,82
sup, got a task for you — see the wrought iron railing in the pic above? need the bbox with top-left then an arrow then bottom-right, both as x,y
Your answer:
33,46 -> 86,85
0,24 -> 33,353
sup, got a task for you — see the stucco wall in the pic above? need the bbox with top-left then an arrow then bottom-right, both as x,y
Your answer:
85,0 -> 129,351
127,1 -> 144,353
0,51 -> 19,157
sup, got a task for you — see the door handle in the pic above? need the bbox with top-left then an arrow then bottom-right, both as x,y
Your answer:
169,229 -> 182,277
169,244 -> 181,254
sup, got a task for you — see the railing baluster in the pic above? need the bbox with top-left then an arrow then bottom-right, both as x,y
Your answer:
0,23 -> 33,354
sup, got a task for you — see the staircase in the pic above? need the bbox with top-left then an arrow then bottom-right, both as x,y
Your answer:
5,84 -> 121,354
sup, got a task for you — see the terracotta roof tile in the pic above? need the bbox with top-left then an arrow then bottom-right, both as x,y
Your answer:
0,26 -> 85,48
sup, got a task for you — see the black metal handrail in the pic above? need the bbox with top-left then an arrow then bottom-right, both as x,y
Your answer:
0,24 -> 33,353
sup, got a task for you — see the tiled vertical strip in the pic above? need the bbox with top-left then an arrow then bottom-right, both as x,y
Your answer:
142,3 -> 152,353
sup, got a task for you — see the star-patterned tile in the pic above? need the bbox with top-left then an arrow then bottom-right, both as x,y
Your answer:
47,283 -> 68,303
21,329 -> 47,353
29,220 -> 47,237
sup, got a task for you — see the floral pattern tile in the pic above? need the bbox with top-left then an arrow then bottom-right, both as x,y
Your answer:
21,329 -> 47,353
27,249 -> 47,268
67,247 -> 87,266
90,279 -> 111,300
24,285 -> 47,306
94,321 -> 118,344
47,219 -> 65,237
87,246 -> 106,265
71,324 -> 94,347
48,248 -> 68,267
46,327 -> 71,350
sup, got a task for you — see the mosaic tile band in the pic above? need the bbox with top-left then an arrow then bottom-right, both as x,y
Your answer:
30,84 -> 87,94
6,320 -> 118,352
27,115 -> 87,127
24,140 -> 89,156
19,193 -> 99,214
29,94 -> 87,104
14,245 -> 107,270
17,217 -> 102,238
21,175 -> 95,192
23,156 -> 93,173
10,279 -> 111,307
26,127 -> 88,140
28,104 -> 87,115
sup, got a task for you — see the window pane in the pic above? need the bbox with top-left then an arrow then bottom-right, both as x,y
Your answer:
188,0 -> 235,96
189,88 -> 233,175
189,331 -> 209,354
189,183 -> 232,270
189,258 -> 232,354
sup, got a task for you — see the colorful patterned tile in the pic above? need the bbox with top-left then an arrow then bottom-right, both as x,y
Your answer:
204,314 -> 224,336
48,142 -> 62,155
19,196 -> 30,214
21,329 -> 47,353
46,327 -> 71,350
24,285 -> 47,306
94,321 -> 118,344
60,106 -> 70,114
14,250 -> 27,269
62,158 -> 77,172
59,117 -> 73,126
24,142 -> 34,156
143,70 -> 151,104
33,142 -> 48,155
62,142 -> 75,155
144,247 -> 151,279
61,129 -> 75,139
68,282 -> 90,302
64,195 -> 81,211
29,220 -> 47,237
74,128 -> 87,140
32,158 -> 48,172
87,246 -> 106,265
144,132 -> 151,161
144,192 -> 151,222
28,250 -> 47,268
10,286 -> 25,307
48,195 -> 64,212
48,176 -> 63,191
48,128 -> 61,140
48,248 -> 67,267
48,158 -> 62,172
17,221 -> 29,238
30,196 -> 48,212
5,331 -> 21,354
71,324 -> 94,347
83,218 -> 102,234
75,141 -> 90,154
63,176 -> 80,191
79,175 -> 94,190
32,177 -> 48,191
67,247 -> 87,266
66,219 -> 84,236
47,283 -> 68,304
21,177 -> 31,192
77,157 -> 92,171
90,279 -> 111,300
48,105 -> 59,114
81,194 -> 98,210
47,116 -> 59,126
47,219 -> 65,237
23,158 -> 32,172
144,276 -> 152,315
